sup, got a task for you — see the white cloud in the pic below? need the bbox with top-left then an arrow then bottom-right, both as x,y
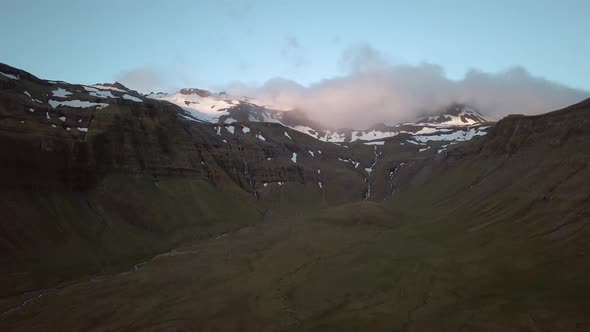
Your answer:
226,44 -> 588,128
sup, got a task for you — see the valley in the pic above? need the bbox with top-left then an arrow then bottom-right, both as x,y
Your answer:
1,62 -> 589,331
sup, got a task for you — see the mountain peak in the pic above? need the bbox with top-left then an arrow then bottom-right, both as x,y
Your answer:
417,103 -> 489,126
179,88 -> 213,97
111,82 -> 131,91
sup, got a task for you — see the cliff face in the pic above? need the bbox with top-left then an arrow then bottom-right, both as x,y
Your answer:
2,61 -> 590,307
0,63 -> 378,294
2,63 -> 590,330
474,98 -> 590,156
0,62 -> 375,197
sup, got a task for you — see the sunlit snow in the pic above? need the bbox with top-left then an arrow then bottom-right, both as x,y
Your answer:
149,91 -> 236,122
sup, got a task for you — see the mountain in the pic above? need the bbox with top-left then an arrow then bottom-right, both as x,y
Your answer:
1,62 -> 590,331
147,87 -> 493,145
415,102 -> 489,125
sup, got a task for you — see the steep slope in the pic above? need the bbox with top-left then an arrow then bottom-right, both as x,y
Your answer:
2,62 -> 589,331
148,88 -> 494,144
1,100 -> 589,331
0,63 -> 376,295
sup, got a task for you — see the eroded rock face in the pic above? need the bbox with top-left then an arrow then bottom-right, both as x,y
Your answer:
2,61 -> 590,306
3,61 -> 588,204
0,63 -> 386,295
477,99 -> 590,156
0,63 -> 372,202
179,88 -> 212,97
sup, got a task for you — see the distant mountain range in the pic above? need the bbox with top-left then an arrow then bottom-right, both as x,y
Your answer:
1,61 -> 590,331
147,86 -> 494,145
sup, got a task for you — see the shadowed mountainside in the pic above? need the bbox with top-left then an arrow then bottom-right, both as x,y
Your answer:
1,63 -> 589,331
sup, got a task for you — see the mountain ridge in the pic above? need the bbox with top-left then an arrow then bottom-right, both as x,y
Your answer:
1,62 -> 590,331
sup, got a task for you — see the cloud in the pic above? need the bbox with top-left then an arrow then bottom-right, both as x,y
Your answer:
115,67 -> 164,93
280,35 -> 308,68
227,44 -> 588,128
339,43 -> 389,73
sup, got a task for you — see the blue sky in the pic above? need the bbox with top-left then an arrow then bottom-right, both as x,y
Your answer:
2,0 -> 589,92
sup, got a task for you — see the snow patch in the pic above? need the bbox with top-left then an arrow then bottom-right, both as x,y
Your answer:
413,108 -> 488,126
51,88 -> 73,97
284,131 -> 292,140
0,72 -> 18,79
24,91 -> 42,103
318,131 -> 346,143
338,157 -> 360,168
149,91 -> 236,122
91,84 -> 126,92
49,99 -> 109,110
364,141 -> 385,146
350,130 -> 398,142
84,86 -> 117,98
242,126 -> 251,134
291,152 -> 297,163
226,125 -> 235,134
411,127 -> 488,143
122,94 -> 142,102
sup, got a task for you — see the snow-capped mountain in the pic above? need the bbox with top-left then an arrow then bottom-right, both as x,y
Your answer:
148,89 -> 493,144
413,103 -> 489,126
147,89 -> 243,122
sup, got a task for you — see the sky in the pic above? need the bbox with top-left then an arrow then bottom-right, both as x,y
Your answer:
2,0 -> 589,126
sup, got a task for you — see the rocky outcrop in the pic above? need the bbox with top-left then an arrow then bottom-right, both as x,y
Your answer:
476,98 -> 590,156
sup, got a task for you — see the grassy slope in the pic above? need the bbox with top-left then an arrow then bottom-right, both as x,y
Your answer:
2,66 -> 589,330
2,145 -> 589,331
0,174 -> 264,297
0,70 -> 372,300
